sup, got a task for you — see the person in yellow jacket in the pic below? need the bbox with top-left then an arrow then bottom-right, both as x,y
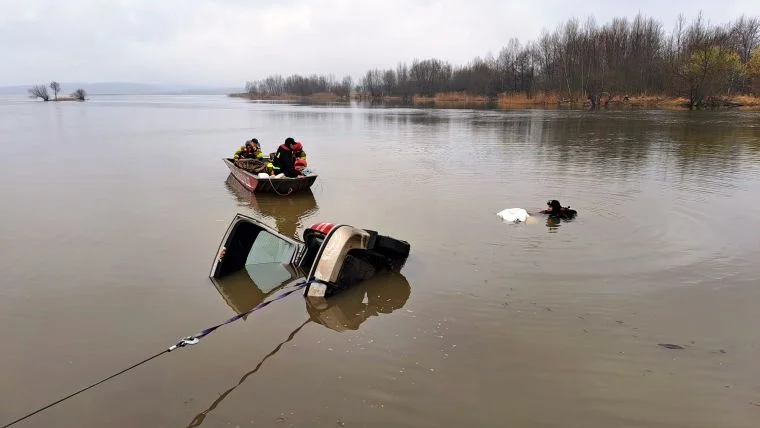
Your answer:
234,139 -> 264,160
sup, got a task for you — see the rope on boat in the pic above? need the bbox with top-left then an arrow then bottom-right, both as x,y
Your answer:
266,173 -> 294,196
0,281 -> 310,428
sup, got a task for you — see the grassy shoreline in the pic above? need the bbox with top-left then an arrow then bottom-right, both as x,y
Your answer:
229,91 -> 760,110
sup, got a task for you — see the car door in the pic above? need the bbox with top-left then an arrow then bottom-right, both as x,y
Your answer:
210,214 -> 305,281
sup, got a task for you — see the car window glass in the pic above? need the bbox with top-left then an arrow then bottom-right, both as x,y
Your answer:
246,230 -> 295,265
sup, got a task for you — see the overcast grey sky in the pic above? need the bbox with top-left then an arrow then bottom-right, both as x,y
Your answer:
1,0 -> 758,87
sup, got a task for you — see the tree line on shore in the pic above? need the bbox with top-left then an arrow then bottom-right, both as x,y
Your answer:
244,74 -> 353,99
28,81 -> 87,101
242,12 -> 760,108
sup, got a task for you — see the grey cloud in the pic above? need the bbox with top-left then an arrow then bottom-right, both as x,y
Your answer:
0,0 -> 757,87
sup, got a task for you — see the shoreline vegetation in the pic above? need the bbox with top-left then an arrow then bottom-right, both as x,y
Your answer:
229,91 -> 760,109
232,12 -> 760,110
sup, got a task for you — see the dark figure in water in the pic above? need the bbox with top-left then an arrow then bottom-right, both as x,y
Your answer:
540,200 -> 577,220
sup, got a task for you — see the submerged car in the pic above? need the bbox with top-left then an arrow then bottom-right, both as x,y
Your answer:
209,214 -> 410,299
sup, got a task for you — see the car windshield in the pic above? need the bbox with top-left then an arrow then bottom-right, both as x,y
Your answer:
246,229 -> 295,265
243,229 -> 299,293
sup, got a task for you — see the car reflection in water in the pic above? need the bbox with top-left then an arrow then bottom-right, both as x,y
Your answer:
212,264 -> 411,331
304,270 -> 411,332
224,174 -> 319,240
191,269 -> 410,427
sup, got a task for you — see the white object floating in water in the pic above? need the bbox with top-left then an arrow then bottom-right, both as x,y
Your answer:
496,208 -> 529,223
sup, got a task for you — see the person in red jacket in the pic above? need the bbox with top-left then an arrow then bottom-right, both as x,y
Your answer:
271,137 -> 301,178
292,141 -> 308,172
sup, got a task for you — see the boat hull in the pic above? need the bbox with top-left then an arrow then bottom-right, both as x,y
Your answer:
223,158 -> 317,194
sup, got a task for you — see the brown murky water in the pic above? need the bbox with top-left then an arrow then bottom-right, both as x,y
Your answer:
1,95 -> 760,427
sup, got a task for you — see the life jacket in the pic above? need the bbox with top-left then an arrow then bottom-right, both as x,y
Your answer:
271,144 -> 293,172
250,146 -> 263,159
233,145 -> 246,159
242,149 -> 262,159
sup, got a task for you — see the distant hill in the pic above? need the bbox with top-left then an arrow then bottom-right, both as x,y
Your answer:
0,82 -> 241,95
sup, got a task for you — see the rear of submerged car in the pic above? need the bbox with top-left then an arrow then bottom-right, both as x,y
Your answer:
210,214 -> 410,299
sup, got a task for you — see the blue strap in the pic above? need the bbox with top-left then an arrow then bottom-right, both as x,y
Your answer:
169,280 -> 309,351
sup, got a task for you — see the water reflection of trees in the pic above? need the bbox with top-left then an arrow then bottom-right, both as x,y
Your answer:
224,175 -> 319,241
492,112 -> 759,184
665,114 -> 753,174
532,113 -> 654,181
363,110 -> 450,127
357,109 -> 760,188
249,105 -> 759,188
251,107 -> 338,124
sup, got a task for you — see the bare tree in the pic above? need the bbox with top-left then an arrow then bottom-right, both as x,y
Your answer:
381,69 -> 397,96
729,15 -> 760,63
409,58 -> 453,96
244,81 -> 256,97
71,89 -> 87,101
49,81 -> 61,100
334,75 -> 353,98
727,15 -> 760,91
361,69 -> 385,98
395,62 -> 413,100
28,85 -> 50,101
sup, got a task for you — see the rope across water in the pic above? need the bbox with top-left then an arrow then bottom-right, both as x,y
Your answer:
1,281 -> 310,428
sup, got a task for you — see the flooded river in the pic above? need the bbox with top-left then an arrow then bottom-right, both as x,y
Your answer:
1,95 -> 760,427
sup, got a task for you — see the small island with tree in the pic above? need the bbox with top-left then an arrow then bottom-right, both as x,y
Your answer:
28,81 -> 88,102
